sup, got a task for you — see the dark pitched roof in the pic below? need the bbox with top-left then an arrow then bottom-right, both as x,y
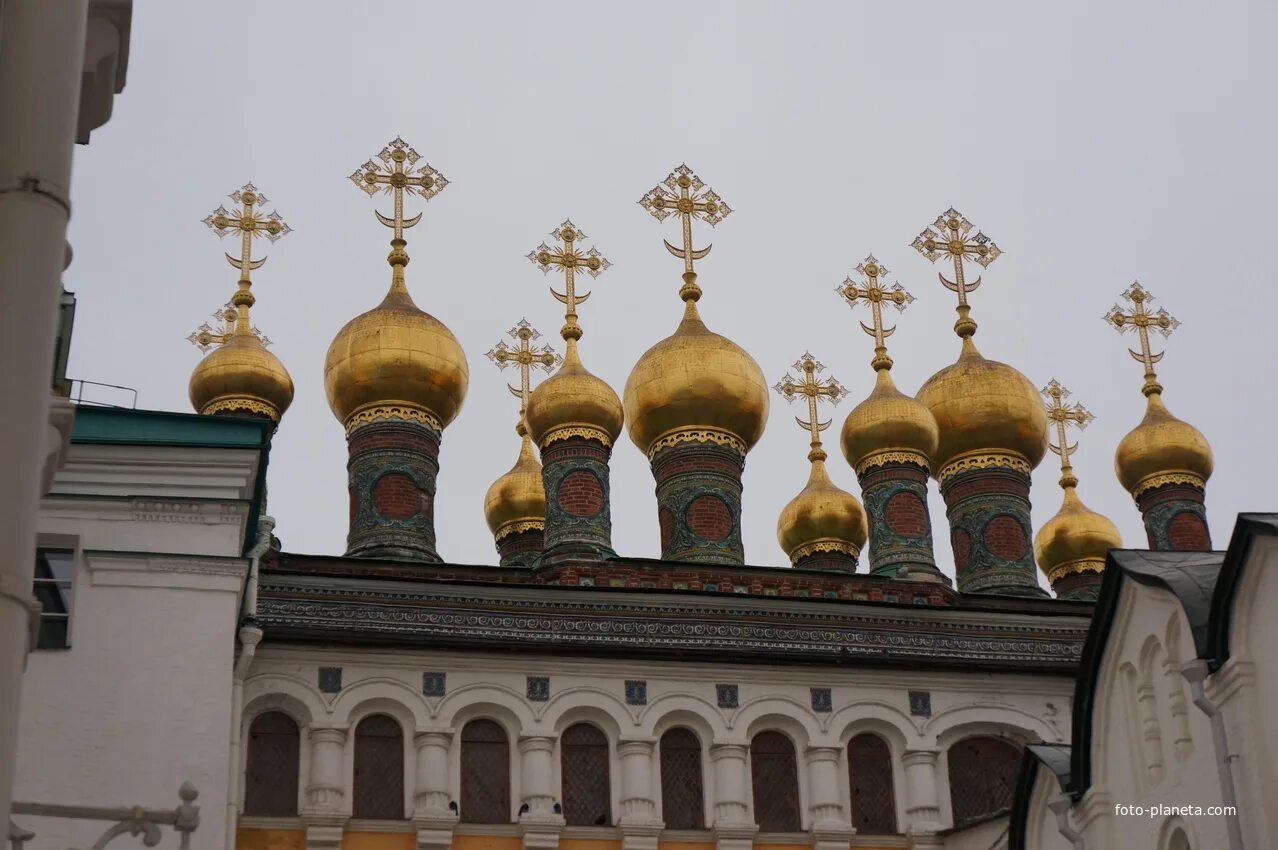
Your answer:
1008,744 -> 1072,850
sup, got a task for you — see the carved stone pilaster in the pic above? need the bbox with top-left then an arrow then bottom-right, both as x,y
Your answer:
651,440 -> 746,564
413,730 -> 455,818
901,749 -> 942,834
303,727 -> 348,814
345,417 -> 442,561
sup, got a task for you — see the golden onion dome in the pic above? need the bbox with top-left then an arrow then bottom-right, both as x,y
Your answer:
525,340 -> 624,445
324,281 -> 469,429
841,368 -> 939,474
624,300 -> 769,456
1114,392 -> 1213,495
1034,485 -> 1122,584
189,332 -> 294,422
777,458 -> 868,563
483,424 -> 547,540
915,337 -> 1047,474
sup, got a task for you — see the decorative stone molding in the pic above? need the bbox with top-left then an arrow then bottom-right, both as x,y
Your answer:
43,395 -> 75,494
413,730 -> 455,817
85,553 -> 248,588
129,499 -> 247,525
303,727 -> 349,813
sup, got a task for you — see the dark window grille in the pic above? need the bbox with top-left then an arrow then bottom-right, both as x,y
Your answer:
33,548 -> 74,649
243,712 -> 300,816
659,727 -> 705,829
947,736 -> 1021,826
460,719 -> 511,823
750,731 -> 801,832
848,733 -> 897,835
561,723 -> 611,826
353,714 -> 405,820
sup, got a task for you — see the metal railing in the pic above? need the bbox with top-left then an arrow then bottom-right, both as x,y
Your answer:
8,782 -> 199,850
67,379 -> 137,409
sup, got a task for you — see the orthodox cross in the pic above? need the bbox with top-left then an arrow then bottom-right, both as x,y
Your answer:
836,255 -> 915,371
910,207 -> 1001,338
485,319 -> 561,425
1042,379 -> 1095,488
349,137 -> 448,262
189,183 -> 290,350
1102,282 -> 1180,397
638,164 -> 732,301
773,353 -> 849,461
528,221 -> 610,342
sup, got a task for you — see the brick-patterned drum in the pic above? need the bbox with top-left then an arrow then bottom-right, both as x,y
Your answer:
557,470 -> 604,518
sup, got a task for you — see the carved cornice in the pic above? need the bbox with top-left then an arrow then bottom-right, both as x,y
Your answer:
130,499 -> 247,524
1132,471 -> 1206,499
937,450 -> 1032,484
647,427 -> 747,459
255,576 -> 1087,670
854,449 -> 930,478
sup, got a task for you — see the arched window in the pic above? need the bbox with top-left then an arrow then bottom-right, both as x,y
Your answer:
659,727 -> 705,829
847,733 -> 897,835
460,719 -> 511,823
750,731 -> 801,832
561,723 -> 611,826
243,711 -> 300,816
1165,826 -> 1191,850
946,736 -> 1021,826
353,714 -> 405,820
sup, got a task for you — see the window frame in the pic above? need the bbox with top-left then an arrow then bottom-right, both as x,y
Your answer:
33,546 -> 76,650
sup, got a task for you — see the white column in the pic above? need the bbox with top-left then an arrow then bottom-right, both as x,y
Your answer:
804,746 -> 850,831
618,739 -> 662,850
412,730 -> 455,817
709,741 -> 757,850
901,749 -> 942,833
518,735 -> 561,820
618,738 -> 659,823
517,734 -> 564,850
303,727 -> 348,814
0,0 -> 89,827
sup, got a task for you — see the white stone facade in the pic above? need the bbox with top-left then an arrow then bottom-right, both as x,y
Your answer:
11,434 -> 263,850
240,646 -> 1073,848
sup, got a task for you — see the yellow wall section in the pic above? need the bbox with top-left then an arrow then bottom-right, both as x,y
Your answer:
657,842 -> 715,850
341,833 -> 416,850
237,829 -> 305,850
453,837 -> 523,850
558,840 -> 621,850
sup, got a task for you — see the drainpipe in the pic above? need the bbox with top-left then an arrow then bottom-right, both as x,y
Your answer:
1048,794 -> 1084,850
225,516 -> 275,850
1181,659 -> 1243,850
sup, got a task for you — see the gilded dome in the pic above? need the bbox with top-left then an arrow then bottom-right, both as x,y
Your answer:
1114,392 -> 1213,495
777,459 -> 868,563
525,341 -> 624,445
1034,486 -> 1122,583
624,301 -> 769,456
841,368 -> 939,473
483,426 -> 547,540
189,332 -> 294,422
915,338 -> 1047,474
324,283 -> 469,429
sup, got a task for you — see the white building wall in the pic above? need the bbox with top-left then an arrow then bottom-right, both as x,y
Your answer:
10,443 -> 257,850
241,645 -> 1074,838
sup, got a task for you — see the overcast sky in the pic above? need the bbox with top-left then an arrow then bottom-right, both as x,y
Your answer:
65,0 -> 1276,584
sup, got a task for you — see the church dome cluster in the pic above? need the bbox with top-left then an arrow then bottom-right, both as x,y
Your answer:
185,157 -> 1217,598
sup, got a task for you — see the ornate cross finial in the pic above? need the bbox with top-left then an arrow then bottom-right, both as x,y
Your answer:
486,319 -> 561,426
187,303 -> 272,351
638,164 -> 732,303
1042,379 -> 1095,489
773,353 -> 849,462
528,221 -> 610,343
349,137 -> 448,276
1102,282 -> 1180,397
192,183 -> 290,348
836,255 -> 915,371
911,207 -> 1001,339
